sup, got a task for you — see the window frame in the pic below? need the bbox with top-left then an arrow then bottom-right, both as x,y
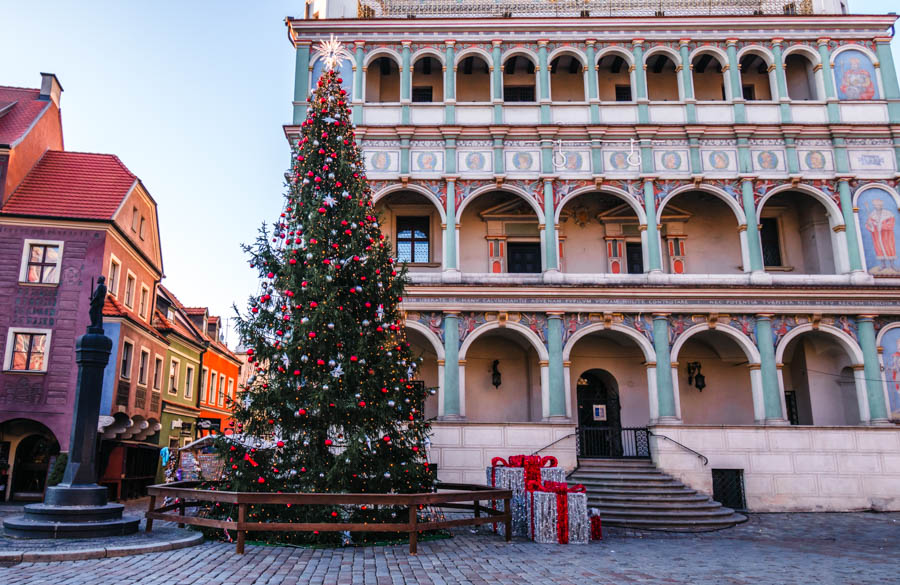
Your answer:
137,348 -> 150,386
19,239 -> 64,285
123,270 -> 137,309
185,365 -> 195,400
209,369 -> 218,405
227,377 -> 234,403
120,339 -> 134,380
139,216 -> 147,240
395,216 -> 431,264
108,255 -> 121,297
759,212 -> 792,271
202,366 -> 210,402
153,355 -> 163,391
138,284 -> 150,321
3,327 -> 52,373
168,357 -> 180,395
218,373 -> 226,407
131,206 -> 139,231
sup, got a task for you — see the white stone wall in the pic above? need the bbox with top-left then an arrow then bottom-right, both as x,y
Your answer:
651,424 -> 900,512
429,422 -> 577,484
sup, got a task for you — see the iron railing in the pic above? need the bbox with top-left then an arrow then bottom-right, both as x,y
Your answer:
648,431 -> 709,465
576,426 -> 650,459
359,0 -> 813,18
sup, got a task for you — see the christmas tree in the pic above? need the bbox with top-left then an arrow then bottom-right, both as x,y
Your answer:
210,37 -> 434,544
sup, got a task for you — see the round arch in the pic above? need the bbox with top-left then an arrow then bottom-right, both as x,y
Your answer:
782,44 -> 822,65
555,186 -> 647,224
455,47 -> 493,66
757,183 -> 843,224
775,323 -> 864,365
456,184 -> 544,222
876,320 -> 900,347
852,182 -> 900,208
405,320 -> 446,361
372,183 -> 447,223
670,323 -> 761,365
737,45 -> 775,66
643,46 -> 682,67
688,46 -> 729,67
411,48 -> 445,66
562,323 -> 656,363
363,49 -> 402,68
596,46 -> 635,67
659,184 -> 747,225
830,44 -> 880,67
501,48 -> 539,66
548,47 -> 587,66
459,321 -> 549,362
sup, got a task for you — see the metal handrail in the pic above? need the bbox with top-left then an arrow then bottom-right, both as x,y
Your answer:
530,432 -> 577,456
648,431 -> 708,466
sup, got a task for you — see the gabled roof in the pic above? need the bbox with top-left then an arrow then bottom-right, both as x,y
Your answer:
0,86 -> 51,147
103,294 -> 128,317
2,150 -> 138,220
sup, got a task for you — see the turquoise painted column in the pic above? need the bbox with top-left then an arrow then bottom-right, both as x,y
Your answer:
741,178 -> 763,272
492,40 -> 504,124
400,41 -> 412,125
400,136 -> 410,175
679,40 -> 696,124
755,315 -> 785,422
817,38 -> 840,124
547,313 -> 566,419
590,135 -> 604,174
292,42 -> 312,124
688,135 -> 702,174
538,40 -> 551,124
493,135 -> 505,174
858,316 -> 889,423
445,178 -> 458,270
442,313 -> 460,417
353,41 -> 365,126
542,178 -> 558,271
632,40 -> 649,124
726,39 -> 746,124
652,314 -> 677,421
771,39 -> 792,123
643,178 -> 662,272
736,135 -> 752,173
837,177 -> 864,273
640,138 -> 653,174
875,37 -> 900,122
444,41 -> 456,125
784,136 -> 800,174
586,40 -> 600,124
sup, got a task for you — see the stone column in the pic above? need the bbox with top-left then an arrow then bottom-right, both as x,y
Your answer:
441,312 -> 461,418
652,314 -> 679,422
771,38 -> 792,123
817,38 -> 840,124
444,40 -> 456,125
741,177 -> 764,273
546,313 -> 567,420
538,39 -> 551,124
586,40 -> 600,124
444,176 -> 458,272
875,36 -> 900,122
642,177 -> 662,273
632,39 -> 649,124
679,39 -> 696,123
353,41 -> 365,125
836,176 -> 864,273
858,316 -> 890,424
542,177 -> 558,271
400,40 -> 412,125
492,40 -> 504,124
399,134 -> 411,176
293,41 -> 312,124
726,38 -> 746,123
755,314 -> 786,423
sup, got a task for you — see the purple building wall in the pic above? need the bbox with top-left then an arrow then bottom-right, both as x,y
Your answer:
0,223 -> 107,451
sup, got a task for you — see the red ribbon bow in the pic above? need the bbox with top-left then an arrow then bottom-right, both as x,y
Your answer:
491,455 -> 558,485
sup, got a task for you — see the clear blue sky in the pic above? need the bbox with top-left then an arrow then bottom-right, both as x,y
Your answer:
3,1 -> 899,347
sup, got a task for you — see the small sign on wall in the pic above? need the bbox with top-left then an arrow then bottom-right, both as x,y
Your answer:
593,404 -> 607,422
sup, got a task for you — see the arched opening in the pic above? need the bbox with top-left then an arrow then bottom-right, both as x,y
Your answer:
550,54 -> 584,102
312,58 -> 353,98
676,330 -> 756,425
457,55 -> 491,102
739,53 -> 773,100
0,419 -> 60,502
503,54 -> 536,103
781,331 -> 860,425
365,56 -> 400,103
458,190 -> 541,274
659,191 -> 743,274
646,53 -> 679,101
597,52 -> 632,101
464,328 -> 541,422
412,55 -> 443,103
405,328 -> 440,420
759,191 -> 836,274
691,52 -> 727,101
577,370 -> 625,457
561,191 -> 643,274
784,53 -> 820,100
375,190 -> 443,272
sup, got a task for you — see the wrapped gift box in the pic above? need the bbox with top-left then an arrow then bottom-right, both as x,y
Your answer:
525,485 -> 589,544
485,457 -> 567,537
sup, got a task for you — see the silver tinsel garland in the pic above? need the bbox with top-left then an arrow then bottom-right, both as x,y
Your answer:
525,490 -> 589,544
484,466 -> 567,537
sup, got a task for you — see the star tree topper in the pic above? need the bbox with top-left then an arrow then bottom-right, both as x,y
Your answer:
317,35 -> 352,71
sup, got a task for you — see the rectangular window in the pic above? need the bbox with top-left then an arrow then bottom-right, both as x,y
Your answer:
185,366 -> 194,399
139,216 -> 147,240
108,258 -> 121,297
120,341 -> 133,379
507,242 -> 542,273
503,86 -> 535,102
218,374 -> 226,406
139,285 -> 150,320
168,359 -> 180,395
760,217 -> 783,267
396,217 -> 430,263
168,437 -> 179,451
411,87 -> 433,103
138,349 -> 149,385
209,370 -> 218,405
227,378 -> 234,402
784,390 -> 799,425
5,330 -> 49,371
626,242 -> 644,274
614,85 -> 632,102
153,356 -> 163,390
20,241 -> 63,284
202,367 -> 210,402
742,85 -> 756,100
131,206 -> 139,231
124,273 -> 136,308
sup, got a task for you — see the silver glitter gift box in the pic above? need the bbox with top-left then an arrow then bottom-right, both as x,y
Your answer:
485,466 -> 567,537
525,489 -> 589,544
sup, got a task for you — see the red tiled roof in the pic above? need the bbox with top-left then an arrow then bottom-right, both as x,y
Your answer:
102,295 -> 127,317
154,307 -> 201,342
208,316 -> 220,324
0,86 -> 51,146
2,150 -> 137,220
183,307 -> 207,315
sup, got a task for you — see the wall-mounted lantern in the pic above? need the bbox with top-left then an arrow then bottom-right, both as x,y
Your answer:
491,360 -> 502,389
687,362 -> 706,392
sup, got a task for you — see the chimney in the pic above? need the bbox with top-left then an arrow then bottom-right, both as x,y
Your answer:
39,73 -> 63,107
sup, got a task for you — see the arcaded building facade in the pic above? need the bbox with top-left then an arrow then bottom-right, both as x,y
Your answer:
286,0 -> 900,511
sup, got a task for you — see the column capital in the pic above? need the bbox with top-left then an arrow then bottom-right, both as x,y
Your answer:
354,40 -> 366,49
632,39 -> 645,48
771,38 -> 784,46
652,312 -> 671,319
444,39 -> 456,47
585,39 -> 596,46
679,38 -> 691,46
725,38 -> 739,46
436,359 -> 446,366
857,314 -> 878,321
537,39 -> 550,47
645,361 -> 657,368
817,38 -> 831,46
443,310 -> 461,316
546,311 -> 565,318
491,39 -> 503,47
756,313 -> 775,319
539,360 -> 550,367
401,40 -> 412,47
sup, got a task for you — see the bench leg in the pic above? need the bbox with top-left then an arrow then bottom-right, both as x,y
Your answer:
145,495 -> 156,533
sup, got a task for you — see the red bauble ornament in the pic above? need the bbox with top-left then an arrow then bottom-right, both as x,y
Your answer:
325,439 -> 333,446
258,477 -> 265,484
277,441 -> 285,448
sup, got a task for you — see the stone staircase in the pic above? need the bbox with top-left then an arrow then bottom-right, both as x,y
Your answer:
568,458 -> 747,532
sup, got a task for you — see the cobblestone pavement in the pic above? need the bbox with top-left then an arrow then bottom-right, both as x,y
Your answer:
1,508 -> 897,585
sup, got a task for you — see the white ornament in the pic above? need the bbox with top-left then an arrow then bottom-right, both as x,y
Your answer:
323,194 -> 337,207
331,363 -> 344,378
316,35 -> 352,71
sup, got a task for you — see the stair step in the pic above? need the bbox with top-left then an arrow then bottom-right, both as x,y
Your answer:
571,472 -> 670,481
575,479 -> 687,489
591,500 -> 724,512
572,466 -> 663,474
577,460 -> 655,467
587,488 -> 700,498
594,506 -> 737,519
588,493 -> 710,504
601,514 -> 748,531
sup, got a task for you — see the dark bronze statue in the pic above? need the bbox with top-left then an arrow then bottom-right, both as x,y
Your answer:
88,275 -> 107,332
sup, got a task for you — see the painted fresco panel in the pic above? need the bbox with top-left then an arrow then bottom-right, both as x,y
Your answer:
457,150 -> 493,173
411,150 -> 443,173
557,150 -> 590,173
751,149 -> 786,173
857,188 -> 900,276
700,149 -> 738,173
603,150 -> 640,172
881,327 -> 900,420
505,151 -> 540,173
364,150 -> 399,173
798,149 -> 834,172
834,50 -> 879,101
654,150 -> 690,173
848,150 -> 895,172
